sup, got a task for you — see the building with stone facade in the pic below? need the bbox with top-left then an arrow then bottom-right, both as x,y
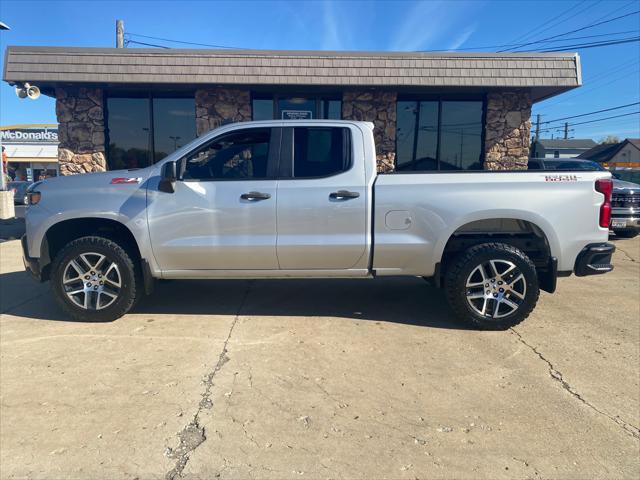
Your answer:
2,46 -> 582,174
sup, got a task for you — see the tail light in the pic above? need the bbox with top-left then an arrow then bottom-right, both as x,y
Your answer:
595,179 -> 613,228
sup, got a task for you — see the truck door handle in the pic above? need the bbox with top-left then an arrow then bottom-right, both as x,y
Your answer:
329,190 -> 360,200
240,191 -> 271,201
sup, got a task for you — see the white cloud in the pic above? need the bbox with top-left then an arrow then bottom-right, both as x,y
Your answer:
322,0 -> 343,50
446,24 -> 476,51
390,1 -> 480,52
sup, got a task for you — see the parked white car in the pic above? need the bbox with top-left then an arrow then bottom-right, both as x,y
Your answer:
22,121 -> 615,329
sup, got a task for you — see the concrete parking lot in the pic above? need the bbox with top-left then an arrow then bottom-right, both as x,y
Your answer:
1,237 -> 638,479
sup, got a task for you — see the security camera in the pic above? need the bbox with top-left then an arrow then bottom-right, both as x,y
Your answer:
14,82 -> 40,100
25,83 -> 40,100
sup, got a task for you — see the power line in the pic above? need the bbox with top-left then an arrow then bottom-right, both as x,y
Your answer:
535,62 -> 640,111
541,102 -> 640,124
125,32 -> 245,49
534,35 -> 640,52
496,9 -> 640,52
125,39 -> 170,49
538,111 -> 640,132
445,30 -> 639,52
504,0 -> 590,46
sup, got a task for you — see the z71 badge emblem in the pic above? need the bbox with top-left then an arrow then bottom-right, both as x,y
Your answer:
110,177 -> 142,184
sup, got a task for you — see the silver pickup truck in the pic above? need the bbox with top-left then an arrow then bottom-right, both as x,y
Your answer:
22,120 -> 616,329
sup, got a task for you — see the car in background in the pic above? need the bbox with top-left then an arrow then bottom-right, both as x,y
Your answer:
8,181 -> 32,205
529,158 -> 639,238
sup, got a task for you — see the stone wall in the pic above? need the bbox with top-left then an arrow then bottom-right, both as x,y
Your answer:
484,92 -> 532,170
342,91 -> 397,173
195,88 -> 252,136
56,87 -> 107,175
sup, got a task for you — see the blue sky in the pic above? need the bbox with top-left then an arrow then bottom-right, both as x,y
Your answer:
0,0 -> 638,141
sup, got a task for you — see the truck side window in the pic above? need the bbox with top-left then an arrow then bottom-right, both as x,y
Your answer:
182,128 -> 271,180
293,127 -> 351,178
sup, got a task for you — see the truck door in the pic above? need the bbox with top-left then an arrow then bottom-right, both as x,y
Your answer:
276,125 -> 368,270
147,127 -> 280,272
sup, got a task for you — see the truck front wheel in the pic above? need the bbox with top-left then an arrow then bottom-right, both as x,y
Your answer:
444,243 -> 540,330
51,236 -> 140,322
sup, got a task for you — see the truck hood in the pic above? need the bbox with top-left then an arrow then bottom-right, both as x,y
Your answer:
36,168 -> 153,192
613,178 -> 640,193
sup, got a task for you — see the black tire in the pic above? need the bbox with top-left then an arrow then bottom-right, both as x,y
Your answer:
51,236 -> 140,322
614,229 -> 638,239
444,242 -> 540,330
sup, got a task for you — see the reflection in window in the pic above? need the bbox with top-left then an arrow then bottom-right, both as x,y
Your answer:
439,101 -> 483,171
107,95 -> 196,170
396,100 -> 484,171
252,99 -> 274,121
106,98 -> 151,170
152,98 -> 196,162
183,128 -> 271,180
293,127 -> 350,178
321,99 -> 342,119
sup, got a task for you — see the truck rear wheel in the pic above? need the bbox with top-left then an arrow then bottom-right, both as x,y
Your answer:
444,242 -> 539,330
51,236 -> 140,322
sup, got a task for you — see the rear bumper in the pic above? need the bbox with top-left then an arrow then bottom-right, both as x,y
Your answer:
21,235 -> 44,282
574,242 -> 615,276
610,214 -> 640,232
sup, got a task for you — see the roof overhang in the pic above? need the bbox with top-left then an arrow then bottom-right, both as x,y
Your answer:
3,46 -> 582,103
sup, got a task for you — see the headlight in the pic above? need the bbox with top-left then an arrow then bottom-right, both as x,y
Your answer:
27,191 -> 41,205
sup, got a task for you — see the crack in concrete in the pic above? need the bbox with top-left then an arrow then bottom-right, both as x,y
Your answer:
615,245 -> 637,263
510,328 -> 640,440
164,281 -> 253,480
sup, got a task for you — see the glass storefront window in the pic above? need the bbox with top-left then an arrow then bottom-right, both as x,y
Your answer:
396,99 -> 484,171
252,95 -> 341,120
152,98 -> 197,162
106,97 -> 151,170
252,99 -> 274,121
439,101 -> 483,171
279,97 -> 316,119
107,95 -> 196,170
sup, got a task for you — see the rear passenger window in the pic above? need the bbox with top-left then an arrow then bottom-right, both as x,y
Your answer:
293,127 -> 351,178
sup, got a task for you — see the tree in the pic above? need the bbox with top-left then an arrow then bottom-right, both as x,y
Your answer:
599,135 -> 620,144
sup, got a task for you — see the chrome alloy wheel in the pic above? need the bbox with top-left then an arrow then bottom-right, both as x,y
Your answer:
465,259 -> 526,319
62,252 -> 122,310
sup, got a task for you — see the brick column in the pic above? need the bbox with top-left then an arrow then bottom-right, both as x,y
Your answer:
342,91 -> 397,173
195,88 -> 252,136
55,87 -> 107,175
484,92 -> 532,170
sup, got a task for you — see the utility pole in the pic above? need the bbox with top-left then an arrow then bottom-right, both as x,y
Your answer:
116,20 -> 124,48
564,122 -> 569,140
535,114 -> 541,141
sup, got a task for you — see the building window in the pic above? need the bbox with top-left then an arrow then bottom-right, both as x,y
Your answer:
252,95 -> 341,121
106,94 -> 196,170
396,99 -> 484,171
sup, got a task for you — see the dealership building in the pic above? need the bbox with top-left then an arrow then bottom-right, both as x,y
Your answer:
2,46 -> 581,174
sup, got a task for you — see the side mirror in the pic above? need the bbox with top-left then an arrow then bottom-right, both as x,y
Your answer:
159,161 -> 177,193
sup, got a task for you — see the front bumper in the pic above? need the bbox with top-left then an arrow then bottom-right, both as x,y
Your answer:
574,242 -> 615,277
21,235 -> 44,282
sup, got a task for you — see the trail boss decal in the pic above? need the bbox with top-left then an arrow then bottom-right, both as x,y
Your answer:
544,174 -> 578,182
